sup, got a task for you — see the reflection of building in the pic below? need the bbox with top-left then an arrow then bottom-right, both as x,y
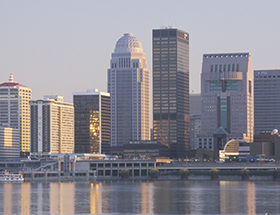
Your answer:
21,183 -> 30,215
4,184 -> 12,214
247,182 -> 255,215
141,183 -> 153,214
153,181 -> 190,214
153,28 -> 190,158
50,183 -> 75,214
90,183 -> 102,214
200,53 -> 254,159
219,181 -> 241,214
0,126 -> 20,157
108,33 -> 151,147
254,70 -> 280,134
0,74 -> 32,155
73,89 -> 110,154
30,96 -> 74,154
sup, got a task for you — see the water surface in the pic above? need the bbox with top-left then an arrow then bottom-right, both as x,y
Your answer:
0,180 -> 279,214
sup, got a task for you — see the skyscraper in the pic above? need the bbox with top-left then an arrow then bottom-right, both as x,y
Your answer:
152,28 -> 189,158
0,74 -> 32,155
30,96 -> 74,154
254,70 -> 280,134
108,33 -> 150,147
73,89 -> 110,154
200,53 -> 254,158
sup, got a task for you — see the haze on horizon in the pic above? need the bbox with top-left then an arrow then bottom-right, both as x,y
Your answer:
1,0 -> 280,102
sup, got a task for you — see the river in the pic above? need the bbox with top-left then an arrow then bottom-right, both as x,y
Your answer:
0,180 -> 279,214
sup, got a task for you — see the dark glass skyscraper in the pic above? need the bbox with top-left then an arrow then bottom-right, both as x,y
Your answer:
152,28 -> 189,158
73,89 -> 110,154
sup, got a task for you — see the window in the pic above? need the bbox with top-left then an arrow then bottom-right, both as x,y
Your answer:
236,64 -> 239,72
232,64 -> 235,71
228,64 -> 231,72
210,65 -> 213,72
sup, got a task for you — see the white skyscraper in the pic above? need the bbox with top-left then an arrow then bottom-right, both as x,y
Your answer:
108,33 -> 151,146
30,96 -> 74,154
199,53 -> 253,158
0,74 -> 32,155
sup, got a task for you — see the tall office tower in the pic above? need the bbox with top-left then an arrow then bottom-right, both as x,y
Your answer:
200,53 -> 254,158
108,33 -> 151,146
0,126 -> 20,157
30,96 -> 74,154
254,70 -> 280,134
73,89 -> 110,154
152,28 -> 189,158
0,74 -> 32,155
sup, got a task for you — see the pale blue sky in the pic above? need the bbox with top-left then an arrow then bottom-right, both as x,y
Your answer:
1,0 -> 280,101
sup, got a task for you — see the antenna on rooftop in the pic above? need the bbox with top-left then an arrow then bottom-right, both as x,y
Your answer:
9,73 -> 14,82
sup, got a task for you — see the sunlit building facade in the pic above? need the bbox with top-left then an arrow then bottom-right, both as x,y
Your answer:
108,33 -> 151,146
152,28 -> 190,158
30,96 -> 74,154
73,89 -> 110,154
0,74 -> 32,155
0,126 -> 20,157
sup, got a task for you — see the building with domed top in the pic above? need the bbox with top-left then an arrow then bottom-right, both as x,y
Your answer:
108,33 -> 150,147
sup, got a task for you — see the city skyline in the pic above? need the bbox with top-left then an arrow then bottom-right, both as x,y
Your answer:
1,1 -> 280,102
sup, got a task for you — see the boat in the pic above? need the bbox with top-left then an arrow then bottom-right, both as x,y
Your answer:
0,171 -> 24,182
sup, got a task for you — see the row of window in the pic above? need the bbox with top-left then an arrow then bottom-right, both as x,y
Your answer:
210,64 -> 240,72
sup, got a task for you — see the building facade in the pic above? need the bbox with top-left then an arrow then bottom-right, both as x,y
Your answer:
0,74 -> 32,155
73,89 -> 110,154
30,96 -> 74,154
0,126 -> 20,158
152,28 -> 189,158
108,33 -> 150,147
190,94 -> 202,149
254,70 -> 280,134
200,53 -> 254,158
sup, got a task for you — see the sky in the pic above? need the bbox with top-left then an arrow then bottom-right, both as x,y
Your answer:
1,0 -> 280,102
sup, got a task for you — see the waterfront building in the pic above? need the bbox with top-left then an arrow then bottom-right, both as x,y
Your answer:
254,70 -> 280,134
0,74 -> 32,155
0,126 -> 20,157
30,96 -> 74,154
73,89 -> 110,154
251,130 -> 280,160
152,28 -> 189,158
107,33 -> 151,147
200,53 -> 254,159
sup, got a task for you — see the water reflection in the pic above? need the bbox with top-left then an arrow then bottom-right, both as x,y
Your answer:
0,180 -> 280,214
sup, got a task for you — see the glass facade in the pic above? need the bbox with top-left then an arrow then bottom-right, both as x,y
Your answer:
153,29 -> 189,158
210,80 -> 239,93
74,93 -> 110,154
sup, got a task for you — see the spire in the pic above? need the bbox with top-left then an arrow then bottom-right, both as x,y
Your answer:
9,73 -> 14,82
